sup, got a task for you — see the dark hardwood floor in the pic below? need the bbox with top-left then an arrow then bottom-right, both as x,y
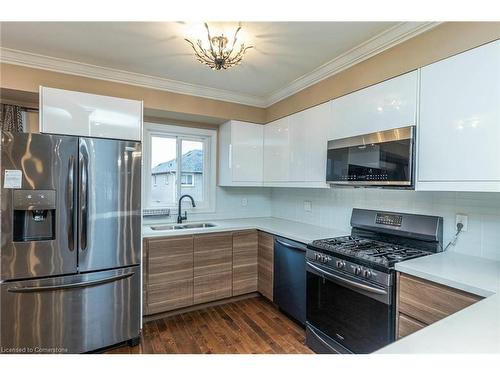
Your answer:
106,296 -> 313,354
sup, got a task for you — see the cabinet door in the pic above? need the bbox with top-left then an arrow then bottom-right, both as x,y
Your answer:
146,236 -> 194,314
303,102 -> 330,183
417,40 -> 500,191
232,230 -> 258,296
258,231 -> 274,301
330,71 -> 418,140
194,232 -> 233,276
231,121 -> 264,183
40,86 -> 142,141
288,111 -> 307,182
193,233 -> 233,304
263,117 -> 290,182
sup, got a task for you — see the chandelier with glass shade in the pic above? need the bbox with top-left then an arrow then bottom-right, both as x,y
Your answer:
185,23 -> 253,70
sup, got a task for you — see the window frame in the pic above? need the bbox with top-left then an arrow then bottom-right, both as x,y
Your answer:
143,122 -> 217,214
181,173 -> 195,187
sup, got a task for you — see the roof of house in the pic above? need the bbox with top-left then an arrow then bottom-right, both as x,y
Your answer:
152,149 -> 203,174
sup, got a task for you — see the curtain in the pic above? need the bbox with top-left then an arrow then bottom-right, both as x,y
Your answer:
0,104 -> 24,132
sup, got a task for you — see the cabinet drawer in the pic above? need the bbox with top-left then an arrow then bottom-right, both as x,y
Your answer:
194,233 -> 232,276
399,274 -> 481,325
398,313 -> 426,339
148,236 -> 194,283
194,271 -> 232,304
233,264 -> 258,296
147,278 -> 193,315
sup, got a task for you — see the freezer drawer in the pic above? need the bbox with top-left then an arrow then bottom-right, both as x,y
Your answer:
0,266 -> 140,353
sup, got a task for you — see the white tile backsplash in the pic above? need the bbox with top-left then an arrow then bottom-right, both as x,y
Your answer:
144,186 -> 272,224
270,187 -> 500,261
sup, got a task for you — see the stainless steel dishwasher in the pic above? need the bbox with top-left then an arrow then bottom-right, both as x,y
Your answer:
273,236 -> 307,325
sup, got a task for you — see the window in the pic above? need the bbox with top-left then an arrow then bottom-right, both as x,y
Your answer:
181,173 -> 194,187
143,123 -> 216,213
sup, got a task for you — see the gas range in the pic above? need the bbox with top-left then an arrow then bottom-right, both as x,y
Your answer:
305,208 -> 443,354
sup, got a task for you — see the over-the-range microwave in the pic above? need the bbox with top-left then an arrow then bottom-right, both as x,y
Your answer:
326,126 -> 415,187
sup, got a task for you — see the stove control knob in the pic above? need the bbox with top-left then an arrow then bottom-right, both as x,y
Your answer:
363,270 -> 372,278
336,260 -> 345,269
354,266 -> 362,275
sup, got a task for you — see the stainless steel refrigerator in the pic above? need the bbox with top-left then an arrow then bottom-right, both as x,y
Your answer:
0,131 -> 141,353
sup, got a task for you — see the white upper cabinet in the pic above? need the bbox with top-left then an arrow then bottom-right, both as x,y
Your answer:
40,87 -> 143,141
330,71 -> 418,140
263,116 -> 290,183
417,40 -> 500,192
263,102 -> 329,187
218,120 -> 264,186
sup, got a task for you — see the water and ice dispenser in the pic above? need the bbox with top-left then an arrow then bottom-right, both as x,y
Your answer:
13,190 -> 56,241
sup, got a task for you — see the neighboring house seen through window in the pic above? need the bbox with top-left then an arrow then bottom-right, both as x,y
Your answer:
143,123 -> 216,213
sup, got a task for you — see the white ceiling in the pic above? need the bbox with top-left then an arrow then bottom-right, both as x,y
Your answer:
0,22 -> 437,107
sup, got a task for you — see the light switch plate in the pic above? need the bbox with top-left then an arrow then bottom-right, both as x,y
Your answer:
241,198 -> 248,207
304,200 -> 312,212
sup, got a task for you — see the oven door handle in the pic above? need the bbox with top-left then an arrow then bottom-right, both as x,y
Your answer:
306,261 -> 387,296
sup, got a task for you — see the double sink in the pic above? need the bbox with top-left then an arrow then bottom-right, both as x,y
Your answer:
150,223 -> 217,231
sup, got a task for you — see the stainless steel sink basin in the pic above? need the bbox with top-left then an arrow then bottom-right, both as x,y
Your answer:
181,223 -> 217,229
150,223 -> 217,231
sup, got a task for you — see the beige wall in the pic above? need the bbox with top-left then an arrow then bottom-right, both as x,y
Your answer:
266,22 -> 500,122
0,63 -> 266,124
1,22 -> 499,126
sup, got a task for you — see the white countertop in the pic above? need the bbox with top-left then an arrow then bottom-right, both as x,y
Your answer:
143,218 -> 500,353
143,217 -> 348,244
377,251 -> 500,353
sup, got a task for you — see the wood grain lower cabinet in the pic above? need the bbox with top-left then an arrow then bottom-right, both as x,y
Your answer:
142,239 -> 148,315
145,235 -> 194,315
148,278 -> 194,314
232,230 -> 258,296
194,232 -> 232,276
258,231 -> 274,301
396,272 -> 482,339
193,232 -> 233,304
194,271 -> 233,304
143,230 -> 273,315
397,313 -> 426,339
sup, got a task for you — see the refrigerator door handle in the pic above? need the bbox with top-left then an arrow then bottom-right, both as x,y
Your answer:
6,272 -> 134,293
67,155 -> 75,251
79,148 -> 88,251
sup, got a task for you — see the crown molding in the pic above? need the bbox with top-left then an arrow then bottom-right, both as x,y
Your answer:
0,22 -> 440,109
264,22 -> 441,106
0,48 -> 268,108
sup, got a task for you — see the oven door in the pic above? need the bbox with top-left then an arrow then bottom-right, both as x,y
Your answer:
306,261 -> 394,354
326,126 -> 414,186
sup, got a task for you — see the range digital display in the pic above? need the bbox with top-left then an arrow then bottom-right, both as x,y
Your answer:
375,213 -> 403,227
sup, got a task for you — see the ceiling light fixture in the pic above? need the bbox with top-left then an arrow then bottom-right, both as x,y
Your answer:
185,23 -> 253,71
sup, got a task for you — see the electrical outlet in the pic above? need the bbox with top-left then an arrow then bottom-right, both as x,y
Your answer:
304,200 -> 312,212
455,214 -> 468,232
241,198 -> 248,207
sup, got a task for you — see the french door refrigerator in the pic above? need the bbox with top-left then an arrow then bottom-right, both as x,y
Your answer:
0,131 -> 141,353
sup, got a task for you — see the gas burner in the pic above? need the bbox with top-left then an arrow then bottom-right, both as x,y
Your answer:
310,236 -> 431,268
